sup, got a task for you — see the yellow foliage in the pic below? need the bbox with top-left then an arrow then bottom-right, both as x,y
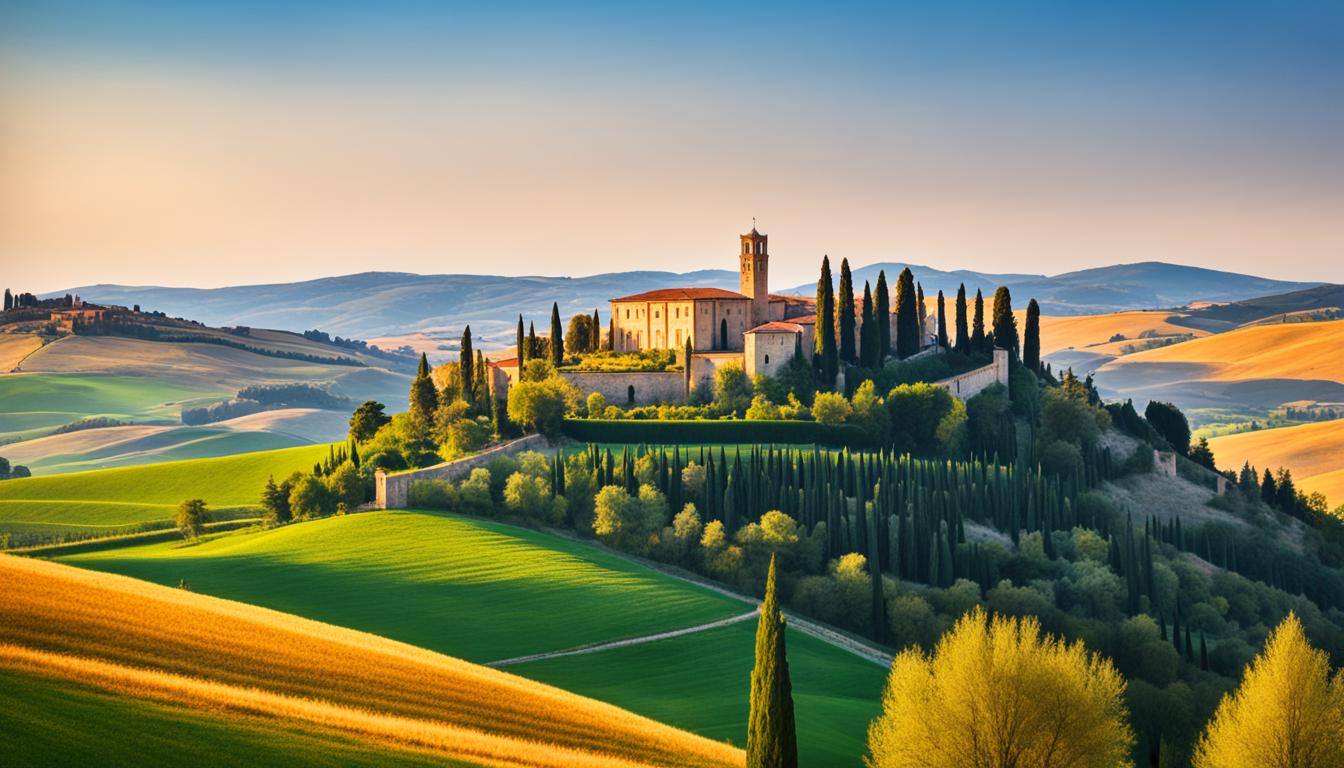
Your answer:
1194,613 -> 1344,768
866,606 -> 1133,768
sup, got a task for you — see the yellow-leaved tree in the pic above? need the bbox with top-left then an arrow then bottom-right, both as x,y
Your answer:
1194,613 -> 1344,768
866,606 -> 1133,768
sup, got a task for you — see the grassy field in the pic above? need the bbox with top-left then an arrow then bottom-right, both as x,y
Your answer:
0,555 -> 740,768
0,443 -> 331,542
0,371 -> 222,443
56,510 -> 885,764
3,425 -> 310,475
1209,418 -> 1344,507
513,619 -> 885,765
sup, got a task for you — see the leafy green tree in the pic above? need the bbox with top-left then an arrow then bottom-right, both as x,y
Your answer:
867,607 -> 1133,768
811,391 -> 852,425
894,268 -> 919,358
887,382 -> 955,454
261,474 -> 293,524
460,326 -> 475,404
288,475 -> 333,519
936,290 -> 948,349
175,498 -> 209,541
324,461 -> 364,511
875,270 -> 891,363
837,258 -> 856,364
815,256 -> 838,386
348,400 -> 390,443
507,375 -> 580,438
1145,400 -> 1191,454
1195,613 -> 1344,768
1023,298 -> 1041,370
971,289 -> 986,352
714,363 -> 753,416
859,281 -> 877,368
849,380 -> 890,443
747,555 -> 798,768
566,312 -> 595,354
954,283 -> 970,355
549,302 -> 564,367
409,353 -> 439,426
991,286 -> 1018,357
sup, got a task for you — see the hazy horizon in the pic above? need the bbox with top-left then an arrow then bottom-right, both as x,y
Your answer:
4,2 -> 1342,294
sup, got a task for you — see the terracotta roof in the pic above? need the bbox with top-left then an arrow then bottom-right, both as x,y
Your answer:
782,314 -> 816,325
611,287 -> 748,302
489,357 -> 519,368
746,321 -> 805,334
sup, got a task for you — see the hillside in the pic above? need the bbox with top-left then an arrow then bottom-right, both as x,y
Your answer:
57,509 -> 885,764
1033,310 -> 1209,361
1209,419 -> 1344,507
0,555 -> 741,768
1172,284 -> 1344,332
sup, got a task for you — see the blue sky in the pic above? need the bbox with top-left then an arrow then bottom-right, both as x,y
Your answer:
2,1 -> 1341,291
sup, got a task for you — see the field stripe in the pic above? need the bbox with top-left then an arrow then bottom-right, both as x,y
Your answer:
489,610 -> 759,667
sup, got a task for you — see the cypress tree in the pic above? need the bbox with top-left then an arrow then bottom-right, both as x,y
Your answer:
971,289 -> 986,352
591,308 -> 601,352
954,283 -> 969,354
814,256 -> 838,386
916,282 -> 927,341
747,556 -> 798,768
859,281 -> 877,368
528,322 -> 538,359
460,326 -> 475,404
894,268 -> 919,358
1261,468 -> 1277,506
875,270 -> 891,363
991,286 -> 1018,357
1199,632 -> 1209,671
837,258 -> 856,364
474,350 -> 487,404
936,290 -> 949,349
1023,298 -> 1041,371
2,289 -> 10,312
549,302 -> 564,367
516,314 -> 526,369
409,353 -> 438,426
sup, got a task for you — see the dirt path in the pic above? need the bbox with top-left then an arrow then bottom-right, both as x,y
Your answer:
487,610 -> 760,667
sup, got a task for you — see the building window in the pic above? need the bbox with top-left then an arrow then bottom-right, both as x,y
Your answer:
625,309 -> 629,319
764,354 -> 770,365
654,310 -> 659,318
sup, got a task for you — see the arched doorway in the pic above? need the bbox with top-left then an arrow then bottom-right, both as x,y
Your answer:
720,319 -> 728,350
626,385 -> 636,405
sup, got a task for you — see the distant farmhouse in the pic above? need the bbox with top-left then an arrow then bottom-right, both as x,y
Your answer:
491,227 -> 1004,406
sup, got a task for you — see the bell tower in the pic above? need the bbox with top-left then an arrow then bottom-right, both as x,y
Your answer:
739,224 -> 769,327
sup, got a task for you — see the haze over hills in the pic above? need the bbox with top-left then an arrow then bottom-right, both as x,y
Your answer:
49,261 -> 1324,355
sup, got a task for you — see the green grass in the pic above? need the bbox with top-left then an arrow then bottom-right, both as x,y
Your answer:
0,373 -> 223,442
57,510 -> 744,662
512,620 -> 885,766
0,443 -> 331,543
0,666 -> 462,768
27,429 -> 309,475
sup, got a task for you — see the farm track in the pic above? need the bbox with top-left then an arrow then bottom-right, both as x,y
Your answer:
488,610 -> 760,667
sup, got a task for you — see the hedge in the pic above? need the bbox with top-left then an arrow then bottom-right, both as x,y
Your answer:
560,418 -> 872,448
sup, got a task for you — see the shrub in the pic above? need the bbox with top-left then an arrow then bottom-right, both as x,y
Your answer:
886,382 -> 955,455
507,375 -> 580,437
408,478 -> 458,509
586,391 -> 607,417
811,392 -> 852,425
503,471 -> 556,521
457,467 -> 493,514
175,499 -> 209,541
745,395 -> 783,420
558,418 -> 870,447
288,475 -> 332,519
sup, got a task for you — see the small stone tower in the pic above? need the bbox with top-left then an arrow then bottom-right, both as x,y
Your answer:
739,226 -> 769,327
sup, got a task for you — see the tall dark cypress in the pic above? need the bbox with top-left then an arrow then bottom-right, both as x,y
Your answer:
549,302 -> 564,368
916,282 -> 927,341
971,289 -> 986,352
936,290 -> 949,349
836,258 -> 856,364
2,289 -> 10,312
859,281 -> 876,368
747,556 -> 798,768
894,268 -> 919,358
875,270 -> 891,363
516,314 -> 526,370
954,283 -> 969,355
591,308 -> 602,352
991,286 -> 1018,357
528,321 -> 539,359
1023,298 -> 1041,371
814,256 -> 838,386
409,353 -> 439,425
460,326 -> 475,404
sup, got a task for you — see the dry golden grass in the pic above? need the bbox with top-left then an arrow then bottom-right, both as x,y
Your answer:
1209,419 -> 1344,506
1025,311 -> 1208,357
1106,319 -> 1344,383
0,332 -> 44,371
0,555 -> 743,768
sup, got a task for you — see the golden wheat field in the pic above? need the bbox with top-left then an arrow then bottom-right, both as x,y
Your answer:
1103,319 -> 1344,383
1209,419 -> 1344,507
1027,311 -> 1208,357
0,555 -> 743,768
0,332 -> 44,371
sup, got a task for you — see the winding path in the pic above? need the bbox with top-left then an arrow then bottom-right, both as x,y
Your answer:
487,609 -> 760,667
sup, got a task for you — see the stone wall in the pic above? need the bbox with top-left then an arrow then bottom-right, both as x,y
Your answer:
561,370 -> 687,408
374,434 -> 547,510
933,348 -> 1010,401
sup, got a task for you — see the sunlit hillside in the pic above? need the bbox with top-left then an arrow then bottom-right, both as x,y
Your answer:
1031,310 -> 1208,358
0,555 -> 743,768
1209,419 -> 1344,508
1101,319 -> 1344,384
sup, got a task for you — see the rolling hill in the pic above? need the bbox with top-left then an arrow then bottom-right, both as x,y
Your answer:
0,555 -> 741,768
1208,419 -> 1344,508
55,509 -> 886,764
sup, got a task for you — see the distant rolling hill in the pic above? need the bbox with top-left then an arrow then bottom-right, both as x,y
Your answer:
1208,419 -> 1344,509
52,262 -> 1325,354
1170,283 -> 1344,332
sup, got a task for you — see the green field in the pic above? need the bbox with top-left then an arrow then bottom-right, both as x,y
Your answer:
0,444 -> 331,542
56,510 -> 886,764
0,667 -> 461,768
22,428 -> 309,475
0,372 -> 223,443
514,620 -> 885,765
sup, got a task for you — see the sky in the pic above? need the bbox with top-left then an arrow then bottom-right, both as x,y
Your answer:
2,1 -> 1342,293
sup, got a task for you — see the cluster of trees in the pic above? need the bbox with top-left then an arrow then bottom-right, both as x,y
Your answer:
300,328 -> 417,368
259,443 -> 366,524
0,457 -> 32,481
183,383 -> 353,425
515,304 -> 607,371
95,320 -> 366,367
2,288 -> 40,311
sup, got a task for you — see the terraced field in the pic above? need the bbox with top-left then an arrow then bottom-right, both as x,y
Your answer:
0,555 -> 740,768
55,510 -> 886,764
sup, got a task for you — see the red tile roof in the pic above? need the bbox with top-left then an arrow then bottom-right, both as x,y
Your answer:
611,287 -> 748,302
782,314 -> 816,325
746,321 -> 805,334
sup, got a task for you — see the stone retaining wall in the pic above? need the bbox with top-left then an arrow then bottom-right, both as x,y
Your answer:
374,434 -> 547,510
933,348 -> 1010,401
561,370 -> 688,407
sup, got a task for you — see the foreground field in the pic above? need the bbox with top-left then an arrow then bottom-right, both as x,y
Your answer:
0,444 -> 331,542
1209,419 -> 1344,507
57,510 -> 884,764
0,555 -> 739,768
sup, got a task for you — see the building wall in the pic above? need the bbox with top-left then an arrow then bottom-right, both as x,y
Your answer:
745,331 -> 801,379
932,348 -> 1010,401
689,352 -> 745,394
375,434 -> 547,510
561,370 -> 687,407
691,299 -> 751,352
